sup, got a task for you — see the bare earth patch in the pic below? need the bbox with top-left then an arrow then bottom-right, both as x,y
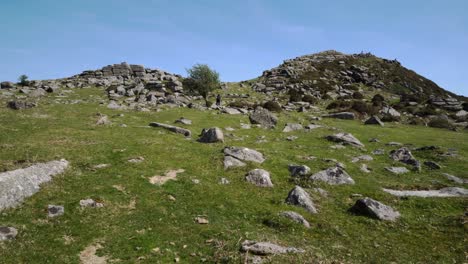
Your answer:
79,243 -> 108,264
149,169 -> 185,185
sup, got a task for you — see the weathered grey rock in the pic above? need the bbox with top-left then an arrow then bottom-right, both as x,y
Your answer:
442,173 -> 468,184
385,167 -> 410,174
310,166 -> 355,185
380,106 -> 401,118
389,147 -> 421,171
1,81 -> 14,89
224,147 -> 265,163
219,177 -> 230,185
249,107 -> 278,128
383,187 -> 468,197
198,127 -> 224,143
288,164 -> 311,177
96,115 -> 111,125
0,227 -> 18,241
351,155 -> 373,163
350,198 -> 400,221
0,159 -> 69,211
174,117 -> 192,125
326,133 -> 364,147
48,205 -> 64,217
279,211 -> 310,228
240,240 -> 304,255
285,186 -> 317,214
107,100 -> 124,110
305,124 -> 322,130
29,88 -> 46,97
282,123 -> 303,132
360,164 -> 371,173
372,149 -> 385,155
7,101 -> 37,110
245,169 -> 273,187
365,116 -> 384,126
223,156 -> 246,169
286,136 -> 298,141
80,199 -> 104,208
322,112 -> 355,120
424,161 -> 441,170
149,122 -> 191,137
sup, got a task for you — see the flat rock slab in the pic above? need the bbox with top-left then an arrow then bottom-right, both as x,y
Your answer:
0,226 -> 18,241
282,123 -> 303,132
223,156 -> 246,169
149,169 -> 185,185
149,122 -> 191,137
443,173 -> 468,184
240,240 -> 305,255
350,198 -> 400,221
383,187 -> 468,197
385,167 -> 410,174
326,133 -> 364,147
310,166 -> 355,185
0,159 -> 69,211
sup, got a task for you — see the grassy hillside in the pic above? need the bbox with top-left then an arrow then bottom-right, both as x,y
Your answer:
0,87 -> 467,263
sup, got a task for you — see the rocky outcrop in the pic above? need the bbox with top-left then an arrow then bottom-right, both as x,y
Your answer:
0,159 -> 69,211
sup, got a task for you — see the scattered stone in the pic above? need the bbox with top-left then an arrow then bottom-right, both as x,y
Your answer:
48,205 -> 64,217
372,149 -> 385,155
351,155 -> 373,163
424,161 -> 441,170
149,169 -> 185,185
219,178 -> 230,185
369,138 -> 380,143
305,124 -> 322,130
364,116 -> 384,126
385,167 -> 410,174
192,179 -> 200,184
0,227 -> 18,241
195,217 -> 209,224
310,166 -> 355,185
149,122 -> 191,137
223,156 -> 246,169
288,164 -> 311,177
80,199 -> 104,208
279,211 -> 310,228
245,169 -> 273,187
389,147 -> 421,171
286,136 -> 298,141
128,157 -> 145,163
222,107 -> 242,115
330,144 -> 346,149
7,101 -> 37,110
360,164 -> 372,173
326,133 -> 364,147
380,106 -> 401,119
224,127 -> 235,131
198,127 -> 224,143
312,187 -> 329,197
442,173 -> 468,184
174,117 -> 192,125
415,145 -> 439,151
322,112 -> 355,120
96,114 -> 111,125
285,186 -> 317,214
0,81 -> 14,89
240,240 -> 304,255
383,187 -> 468,197
386,142 -> 402,146
350,198 -> 400,221
0,159 -> 69,211
223,147 -> 265,163
249,107 -> 278,128
282,123 -> 303,132
240,123 -> 251,129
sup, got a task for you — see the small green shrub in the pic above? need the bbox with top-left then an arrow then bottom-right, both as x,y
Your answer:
372,94 -> 385,106
428,117 -> 453,129
302,94 -> 317,104
263,101 -> 282,112
288,89 -> 303,102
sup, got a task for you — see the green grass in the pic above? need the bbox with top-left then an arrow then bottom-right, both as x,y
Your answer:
0,87 -> 467,263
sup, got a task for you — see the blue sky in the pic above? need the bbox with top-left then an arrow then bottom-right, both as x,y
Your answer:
1,0 -> 467,95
